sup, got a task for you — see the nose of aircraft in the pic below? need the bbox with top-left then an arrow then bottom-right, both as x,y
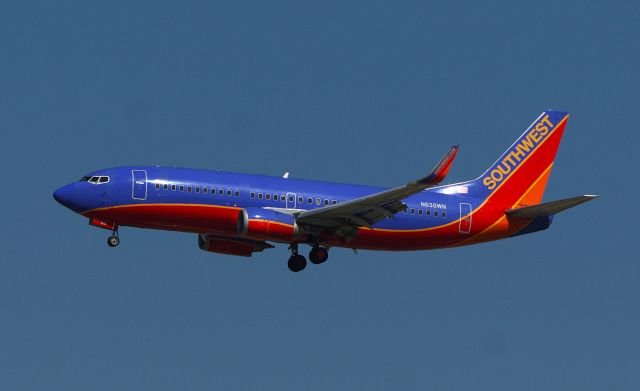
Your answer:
53,183 -> 77,209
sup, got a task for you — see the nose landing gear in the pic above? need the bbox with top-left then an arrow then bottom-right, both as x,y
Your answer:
107,229 -> 120,247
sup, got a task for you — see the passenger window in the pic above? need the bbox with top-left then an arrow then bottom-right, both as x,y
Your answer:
316,198 -> 321,205
298,196 -> 303,203
195,186 -> 200,193
307,197 -> 312,204
226,189 -> 232,196
219,189 -> 224,195
410,208 -> 415,215
155,183 -> 160,189
163,184 -> 168,190
273,194 -> 278,200
434,211 -> 439,217
180,185 -> 184,192
265,194 -> 271,200
258,193 -> 263,199
332,200 -> 337,205
442,211 -> 446,218
235,190 -> 240,197
289,195 -> 294,202
250,192 -> 255,198
418,209 -> 423,216
172,184 -> 176,191
203,187 -> 208,194
280,194 -> 285,201
426,210 -> 431,216
187,186 -> 192,192
324,199 -> 329,205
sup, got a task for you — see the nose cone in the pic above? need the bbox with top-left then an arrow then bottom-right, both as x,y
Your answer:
53,184 -> 77,210
53,183 -> 92,213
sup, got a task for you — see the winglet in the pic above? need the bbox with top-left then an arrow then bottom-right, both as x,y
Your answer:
417,145 -> 459,186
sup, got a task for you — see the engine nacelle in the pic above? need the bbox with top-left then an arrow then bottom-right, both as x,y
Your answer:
238,207 -> 297,242
198,234 -> 274,257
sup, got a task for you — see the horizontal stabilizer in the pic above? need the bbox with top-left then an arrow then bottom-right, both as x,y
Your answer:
506,195 -> 598,218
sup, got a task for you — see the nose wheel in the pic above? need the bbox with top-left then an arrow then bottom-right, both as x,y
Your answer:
107,230 -> 120,247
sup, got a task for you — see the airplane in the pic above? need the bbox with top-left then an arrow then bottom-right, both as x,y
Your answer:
53,110 -> 597,272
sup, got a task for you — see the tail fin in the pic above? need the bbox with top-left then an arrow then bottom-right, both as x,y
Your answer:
471,110 -> 570,207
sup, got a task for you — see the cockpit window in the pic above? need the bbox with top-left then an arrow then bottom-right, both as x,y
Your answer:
82,175 -> 110,184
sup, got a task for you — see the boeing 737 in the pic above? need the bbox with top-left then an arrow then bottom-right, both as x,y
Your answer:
53,110 -> 597,272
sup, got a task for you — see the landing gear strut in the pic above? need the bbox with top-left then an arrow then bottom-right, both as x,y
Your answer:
309,246 -> 329,264
107,229 -> 120,247
287,243 -> 306,272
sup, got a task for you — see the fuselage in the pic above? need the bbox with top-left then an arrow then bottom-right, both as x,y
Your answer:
53,165 -> 542,251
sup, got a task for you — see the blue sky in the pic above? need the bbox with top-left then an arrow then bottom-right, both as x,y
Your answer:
1,1 -> 638,389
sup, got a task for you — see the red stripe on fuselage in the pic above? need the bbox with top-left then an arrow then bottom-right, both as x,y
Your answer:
83,204 -> 242,235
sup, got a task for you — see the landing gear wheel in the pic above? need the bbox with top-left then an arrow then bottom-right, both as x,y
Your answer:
107,235 -> 120,247
287,255 -> 307,272
309,246 -> 329,264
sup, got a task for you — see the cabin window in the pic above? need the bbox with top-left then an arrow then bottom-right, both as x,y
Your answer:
403,209 -> 407,214
280,194 -> 286,201
219,189 -> 224,195
179,185 -> 184,192
316,198 -> 321,206
172,184 -> 176,191
235,190 -> 240,197
332,200 -> 337,205
307,197 -> 312,204
418,209 -> 423,216
187,186 -> 192,192
289,195 -> 294,202
195,186 -> 200,193
298,196 -> 303,203
258,193 -> 263,199
203,187 -> 208,194
410,208 -> 415,215
155,183 -> 160,189
324,199 -> 329,206
226,189 -> 232,196
434,211 -> 439,217
441,211 -> 446,218
250,192 -> 255,198
265,194 -> 271,200
426,210 -> 431,216
163,184 -> 168,190
273,194 -> 278,200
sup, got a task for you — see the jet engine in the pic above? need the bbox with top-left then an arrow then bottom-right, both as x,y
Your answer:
238,207 -> 298,242
198,234 -> 274,257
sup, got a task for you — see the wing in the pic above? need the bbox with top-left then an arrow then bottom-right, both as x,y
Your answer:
295,146 -> 459,240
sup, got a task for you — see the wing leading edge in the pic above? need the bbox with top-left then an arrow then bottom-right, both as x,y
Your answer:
295,146 -> 459,240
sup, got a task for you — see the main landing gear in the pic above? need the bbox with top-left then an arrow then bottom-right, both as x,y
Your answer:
287,243 -> 330,272
107,229 -> 120,247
